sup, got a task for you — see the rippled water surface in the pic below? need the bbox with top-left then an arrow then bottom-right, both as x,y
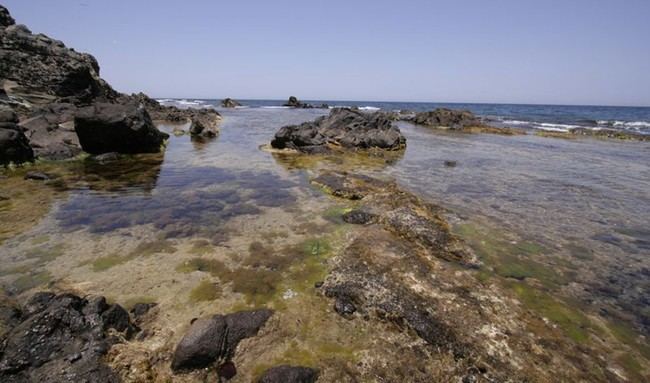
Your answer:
1,107 -> 649,377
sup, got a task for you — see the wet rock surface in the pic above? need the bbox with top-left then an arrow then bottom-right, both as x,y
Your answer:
0,105 -> 33,165
271,108 -> 406,153
74,102 -> 169,154
0,292 -> 137,383
171,309 -> 273,371
410,108 -> 524,135
258,365 -> 319,383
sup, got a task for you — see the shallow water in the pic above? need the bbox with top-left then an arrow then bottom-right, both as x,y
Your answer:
1,106 -> 649,379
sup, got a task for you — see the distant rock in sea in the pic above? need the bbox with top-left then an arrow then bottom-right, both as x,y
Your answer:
410,108 -> 525,135
221,98 -> 242,108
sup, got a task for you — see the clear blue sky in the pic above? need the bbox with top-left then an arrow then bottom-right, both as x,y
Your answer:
4,0 -> 650,106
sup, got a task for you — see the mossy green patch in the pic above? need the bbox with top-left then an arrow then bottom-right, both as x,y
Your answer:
12,271 -> 53,293
608,321 -> 650,359
30,235 -> 50,245
24,243 -> 66,262
91,254 -> 135,272
189,280 -> 222,302
176,257 -> 227,275
129,239 -> 176,257
494,255 -> 567,287
189,239 -> 213,255
509,281 -> 591,343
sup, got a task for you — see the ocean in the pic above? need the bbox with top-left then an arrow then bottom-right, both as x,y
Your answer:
157,98 -> 650,135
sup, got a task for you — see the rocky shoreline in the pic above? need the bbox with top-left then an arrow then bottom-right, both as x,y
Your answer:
0,4 -> 648,383
0,5 -> 221,165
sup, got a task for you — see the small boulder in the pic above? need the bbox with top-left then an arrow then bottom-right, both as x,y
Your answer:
24,171 -> 51,181
257,365 -> 319,383
171,309 -> 273,372
221,98 -> 242,108
189,118 -> 217,138
342,209 -> 376,225
74,103 -> 169,154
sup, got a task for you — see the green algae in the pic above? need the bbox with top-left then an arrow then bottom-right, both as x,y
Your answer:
189,280 -> 222,302
12,270 -> 53,293
175,257 -> 227,275
189,239 -> 213,255
129,239 -> 176,257
91,254 -> 135,272
30,235 -> 50,245
24,243 -> 66,263
510,281 -> 591,343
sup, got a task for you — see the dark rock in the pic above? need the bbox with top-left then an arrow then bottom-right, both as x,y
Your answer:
271,108 -> 405,153
411,108 -> 482,129
24,171 -> 51,181
334,296 -> 357,317
130,302 -> 157,319
0,292 -> 135,383
283,96 -> 313,108
257,365 -> 319,383
314,281 -> 324,288
19,103 -> 81,160
444,160 -> 457,167
342,209 -> 376,225
171,309 -> 273,371
0,5 -> 15,27
0,8 -> 118,106
217,361 -> 237,380
189,118 -> 217,138
74,102 -> 169,154
221,98 -> 241,108
0,106 -> 33,165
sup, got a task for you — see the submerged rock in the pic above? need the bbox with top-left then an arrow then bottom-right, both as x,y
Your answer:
189,118 -> 217,138
0,292 -> 137,383
341,209 -> 376,225
74,102 -> 169,154
271,108 -> 406,153
171,309 -> 273,371
221,98 -> 241,108
0,106 -> 33,165
257,365 -> 319,383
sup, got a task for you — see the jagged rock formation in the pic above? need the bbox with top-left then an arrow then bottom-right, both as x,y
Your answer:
221,98 -> 241,108
271,108 -> 406,153
0,292 -> 137,383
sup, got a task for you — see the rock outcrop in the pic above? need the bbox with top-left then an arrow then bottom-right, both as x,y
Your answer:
0,105 -> 33,164
0,5 -> 220,160
283,96 -> 312,108
411,108 -> 524,135
270,108 -> 406,153
171,309 -> 273,372
0,292 -> 137,383
221,98 -> 241,108
74,102 -> 169,154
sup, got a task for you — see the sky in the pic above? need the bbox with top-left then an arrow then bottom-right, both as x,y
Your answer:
4,0 -> 650,106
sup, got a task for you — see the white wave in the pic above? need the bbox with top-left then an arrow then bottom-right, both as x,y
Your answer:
536,123 -> 581,132
359,106 -> 380,111
501,119 -> 531,125
261,106 -> 290,109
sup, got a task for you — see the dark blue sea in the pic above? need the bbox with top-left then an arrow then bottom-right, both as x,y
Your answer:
157,98 -> 650,135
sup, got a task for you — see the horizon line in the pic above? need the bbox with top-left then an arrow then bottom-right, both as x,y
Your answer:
150,96 -> 650,109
